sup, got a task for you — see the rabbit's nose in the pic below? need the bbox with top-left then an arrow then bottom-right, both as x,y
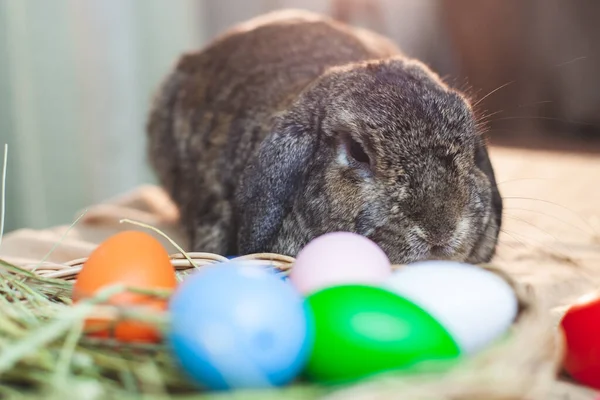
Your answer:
430,243 -> 457,259
413,224 -> 455,247
416,231 -> 459,260
413,226 -> 462,260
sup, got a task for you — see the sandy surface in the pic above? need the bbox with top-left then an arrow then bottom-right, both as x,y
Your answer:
489,147 -> 600,309
0,145 -> 599,398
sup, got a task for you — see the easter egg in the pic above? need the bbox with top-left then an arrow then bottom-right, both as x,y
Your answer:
560,292 -> 600,389
304,285 -> 460,383
289,232 -> 391,295
168,262 -> 313,390
225,258 -> 288,280
385,261 -> 518,354
72,230 -> 177,342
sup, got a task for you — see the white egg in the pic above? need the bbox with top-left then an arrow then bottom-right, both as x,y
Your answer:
384,260 -> 518,354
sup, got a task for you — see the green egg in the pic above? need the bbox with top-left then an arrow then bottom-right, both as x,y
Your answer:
304,285 -> 461,383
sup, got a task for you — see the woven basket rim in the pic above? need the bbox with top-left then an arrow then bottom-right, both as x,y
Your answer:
26,252 -> 295,280
27,253 -> 535,314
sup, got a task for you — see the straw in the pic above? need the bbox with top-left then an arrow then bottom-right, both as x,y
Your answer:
0,223 -> 562,399
0,144 -> 7,249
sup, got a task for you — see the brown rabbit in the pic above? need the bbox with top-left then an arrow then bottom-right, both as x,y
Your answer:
147,9 -> 502,264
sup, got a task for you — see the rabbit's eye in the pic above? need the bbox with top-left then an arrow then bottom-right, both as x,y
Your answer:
347,138 -> 371,166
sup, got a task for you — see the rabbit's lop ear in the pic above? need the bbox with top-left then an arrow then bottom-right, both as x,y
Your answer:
475,139 -> 503,228
235,120 -> 316,254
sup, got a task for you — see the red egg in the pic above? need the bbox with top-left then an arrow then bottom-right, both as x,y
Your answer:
560,292 -> 600,389
72,230 -> 177,343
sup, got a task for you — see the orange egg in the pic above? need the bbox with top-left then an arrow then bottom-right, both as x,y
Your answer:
72,230 -> 177,343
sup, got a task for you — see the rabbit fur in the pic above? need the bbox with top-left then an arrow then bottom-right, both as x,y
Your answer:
147,9 -> 503,264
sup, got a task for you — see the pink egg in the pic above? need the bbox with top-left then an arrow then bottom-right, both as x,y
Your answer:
289,232 -> 392,295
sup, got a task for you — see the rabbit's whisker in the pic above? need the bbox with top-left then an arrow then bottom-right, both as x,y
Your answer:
472,81 -> 516,108
503,214 -> 576,256
499,229 -> 531,249
504,207 -> 594,236
502,196 -> 596,233
500,228 -> 578,264
485,115 -> 594,127
492,177 -> 552,188
476,110 -> 505,126
517,100 -> 554,108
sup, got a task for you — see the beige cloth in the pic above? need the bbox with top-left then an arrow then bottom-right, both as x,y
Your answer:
0,185 -> 187,267
1,146 -> 599,398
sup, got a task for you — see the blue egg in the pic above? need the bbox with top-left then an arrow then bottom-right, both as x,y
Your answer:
168,262 -> 313,390
221,257 -> 288,281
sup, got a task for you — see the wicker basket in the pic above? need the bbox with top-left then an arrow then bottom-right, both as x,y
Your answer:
26,252 -> 294,281
27,253 -> 563,400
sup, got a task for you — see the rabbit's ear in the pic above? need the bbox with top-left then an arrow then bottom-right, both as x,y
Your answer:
235,121 -> 317,254
475,140 -> 503,228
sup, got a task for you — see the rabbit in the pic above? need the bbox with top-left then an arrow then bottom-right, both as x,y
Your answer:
146,9 -> 503,264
